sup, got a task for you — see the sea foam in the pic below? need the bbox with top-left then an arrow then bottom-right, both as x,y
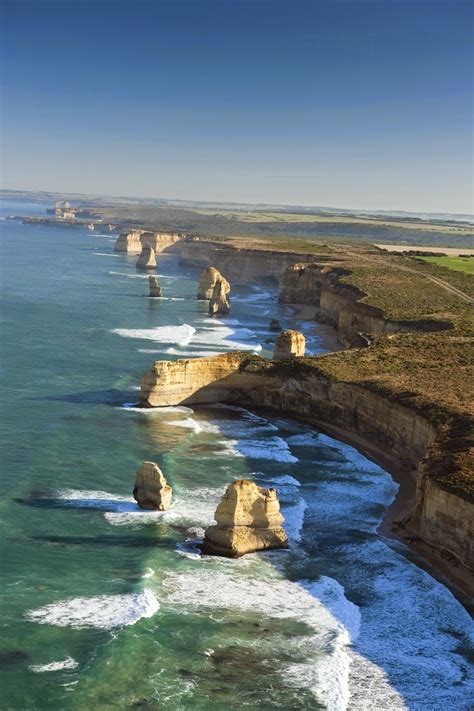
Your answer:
161,567 -> 356,710
29,657 -> 79,673
111,323 -> 196,346
26,590 -> 159,630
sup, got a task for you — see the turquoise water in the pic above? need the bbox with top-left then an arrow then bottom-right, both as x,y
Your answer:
0,201 -> 473,711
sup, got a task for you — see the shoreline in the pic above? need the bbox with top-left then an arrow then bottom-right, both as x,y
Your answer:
284,302 -> 473,608
245,404 -> 473,613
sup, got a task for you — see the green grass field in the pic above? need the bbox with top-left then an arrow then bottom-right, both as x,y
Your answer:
420,256 -> 474,275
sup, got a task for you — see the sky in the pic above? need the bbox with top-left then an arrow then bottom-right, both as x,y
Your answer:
1,0 -> 473,213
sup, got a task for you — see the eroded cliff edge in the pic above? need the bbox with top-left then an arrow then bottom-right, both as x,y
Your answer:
140,350 -> 473,594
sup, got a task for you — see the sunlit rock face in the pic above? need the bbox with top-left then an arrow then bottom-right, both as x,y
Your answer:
209,278 -> 230,315
273,329 -> 305,359
140,231 -> 183,253
197,267 -> 230,300
148,275 -> 163,297
203,479 -> 288,557
136,245 -> 157,271
133,461 -> 172,510
113,230 -> 146,254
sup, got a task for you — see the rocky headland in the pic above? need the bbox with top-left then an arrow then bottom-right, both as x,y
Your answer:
139,349 -> 473,594
114,230 -> 183,255
136,241 -> 474,600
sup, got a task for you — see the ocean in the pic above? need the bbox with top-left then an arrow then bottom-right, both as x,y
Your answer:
0,200 -> 472,710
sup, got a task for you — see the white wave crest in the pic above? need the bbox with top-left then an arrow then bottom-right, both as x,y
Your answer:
218,436 -> 298,463
118,403 -> 193,414
161,567 -> 356,710
29,657 -> 79,673
26,590 -> 159,630
111,323 -> 196,346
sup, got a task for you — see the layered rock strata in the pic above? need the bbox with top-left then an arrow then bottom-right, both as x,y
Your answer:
140,232 -> 183,254
114,230 -> 145,254
197,267 -> 229,300
149,275 -> 163,297
133,461 -> 172,510
209,278 -> 230,315
279,263 -> 453,347
139,353 -> 276,406
139,352 -> 473,578
273,329 -> 305,359
114,230 -> 183,255
203,479 -> 288,556
136,246 -> 157,271
180,240 -> 325,282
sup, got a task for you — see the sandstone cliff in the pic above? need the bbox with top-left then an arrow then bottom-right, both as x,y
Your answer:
140,231 -> 183,254
114,230 -> 183,255
279,263 -> 453,347
180,240 -> 321,282
203,479 -> 288,557
139,352 -> 473,578
273,329 -> 305,359
114,230 -> 145,254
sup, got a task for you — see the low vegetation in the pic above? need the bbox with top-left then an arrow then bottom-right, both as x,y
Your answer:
340,266 -> 472,322
419,256 -> 474,276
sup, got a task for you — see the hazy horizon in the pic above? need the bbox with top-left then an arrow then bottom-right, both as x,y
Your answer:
3,186 -> 474,221
2,0 -> 473,214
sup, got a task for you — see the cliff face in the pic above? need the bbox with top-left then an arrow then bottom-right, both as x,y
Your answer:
279,263 -> 453,346
114,231 -> 183,254
139,352 -> 473,575
141,232 -> 183,254
114,230 -> 145,254
139,353 -> 278,406
179,241 -> 320,282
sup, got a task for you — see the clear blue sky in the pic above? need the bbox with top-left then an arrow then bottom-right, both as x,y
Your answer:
2,0 -> 473,213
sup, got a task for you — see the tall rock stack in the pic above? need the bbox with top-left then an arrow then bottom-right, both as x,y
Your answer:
209,278 -> 230,315
136,245 -> 157,271
273,329 -> 305,359
148,275 -> 163,297
197,267 -> 229,300
114,230 -> 145,254
203,480 -> 288,557
133,461 -> 172,510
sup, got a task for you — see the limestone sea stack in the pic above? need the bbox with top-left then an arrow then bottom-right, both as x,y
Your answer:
197,267 -> 229,300
209,278 -> 230,315
203,480 -> 288,557
269,319 -> 282,331
149,275 -> 163,297
136,245 -> 157,271
273,329 -> 305,359
133,461 -> 172,510
114,230 -> 145,254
